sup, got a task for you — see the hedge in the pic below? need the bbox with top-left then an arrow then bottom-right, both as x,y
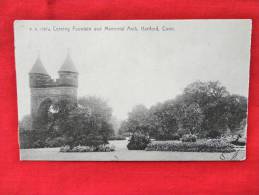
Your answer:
145,139 -> 235,153
127,133 -> 150,150
19,130 -> 51,149
155,133 -> 181,141
181,134 -> 197,142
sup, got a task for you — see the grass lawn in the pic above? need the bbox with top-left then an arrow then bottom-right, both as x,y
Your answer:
20,140 -> 246,161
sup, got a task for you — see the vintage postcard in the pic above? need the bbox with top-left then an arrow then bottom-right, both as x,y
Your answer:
14,20 -> 251,161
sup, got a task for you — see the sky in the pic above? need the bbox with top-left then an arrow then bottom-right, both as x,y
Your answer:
14,20 -> 252,120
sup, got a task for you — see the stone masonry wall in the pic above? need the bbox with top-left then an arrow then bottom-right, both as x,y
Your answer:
31,87 -> 78,118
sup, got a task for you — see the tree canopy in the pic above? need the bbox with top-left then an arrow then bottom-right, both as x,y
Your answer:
20,96 -> 115,147
119,81 -> 247,139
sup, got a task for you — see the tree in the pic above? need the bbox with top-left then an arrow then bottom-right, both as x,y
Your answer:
121,104 -> 150,134
49,99 -> 78,136
181,103 -> 204,135
183,81 -> 229,107
78,96 -> 114,138
226,95 -> 247,132
44,96 -> 115,147
148,101 -> 179,139
75,96 -> 114,143
78,96 -> 112,122
118,120 -> 130,135
182,81 -> 247,138
120,81 -> 248,140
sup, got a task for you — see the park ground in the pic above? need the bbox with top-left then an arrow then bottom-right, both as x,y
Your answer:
20,140 -> 246,161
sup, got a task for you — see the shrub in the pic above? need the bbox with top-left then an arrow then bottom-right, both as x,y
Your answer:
19,129 -> 110,149
86,134 -> 107,146
97,144 -> 115,152
156,133 -> 181,141
230,138 -> 246,146
60,145 -> 71,152
45,136 -> 67,148
145,139 -> 235,153
181,134 -> 197,142
19,130 -> 50,149
207,130 -> 221,138
32,139 -> 45,148
127,133 -> 150,150
60,144 -> 115,152
108,135 -> 126,140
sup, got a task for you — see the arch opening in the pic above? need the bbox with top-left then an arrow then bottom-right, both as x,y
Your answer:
34,98 -> 54,130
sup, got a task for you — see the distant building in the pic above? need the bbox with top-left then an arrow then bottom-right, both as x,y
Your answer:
29,53 -> 78,129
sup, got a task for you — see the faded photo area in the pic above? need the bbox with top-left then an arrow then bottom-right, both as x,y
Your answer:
14,20 -> 251,161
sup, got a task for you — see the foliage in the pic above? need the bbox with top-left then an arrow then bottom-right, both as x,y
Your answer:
19,130 -> 68,149
119,81 -> 247,139
33,98 -> 56,130
78,96 -> 113,123
206,130 -> 222,138
97,144 -> 116,152
149,101 -> 179,138
20,96 -> 115,148
181,103 -> 203,134
60,144 -> 115,152
119,105 -> 150,134
127,133 -> 151,150
31,139 -> 45,148
183,82 -> 247,137
145,139 -> 235,153
19,130 -> 49,149
155,133 -> 180,141
47,96 -> 114,147
21,81 -> 247,149
118,121 -> 132,136
230,135 -> 246,146
182,81 -> 229,105
225,95 -> 247,131
45,136 -> 67,148
181,134 -> 197,142
230,139 -> 246,146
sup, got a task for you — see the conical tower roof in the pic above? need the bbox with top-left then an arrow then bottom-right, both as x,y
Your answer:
29,56 -> 49,75
58,52 -> 78,73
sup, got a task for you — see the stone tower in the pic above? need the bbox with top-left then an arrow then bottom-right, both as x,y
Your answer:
29,53 -> 78,129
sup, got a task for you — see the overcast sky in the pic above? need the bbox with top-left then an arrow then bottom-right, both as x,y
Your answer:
14,20 -> 252,120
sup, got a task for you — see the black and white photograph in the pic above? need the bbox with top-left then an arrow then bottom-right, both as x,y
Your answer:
14,20 -> 251,161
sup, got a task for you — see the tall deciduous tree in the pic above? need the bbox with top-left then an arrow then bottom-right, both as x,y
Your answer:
119,80 -> 247,139
181,103 -> 204,135
49,96 -> 114,147
126,104 -> 149,134
78,96 -> 114,139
